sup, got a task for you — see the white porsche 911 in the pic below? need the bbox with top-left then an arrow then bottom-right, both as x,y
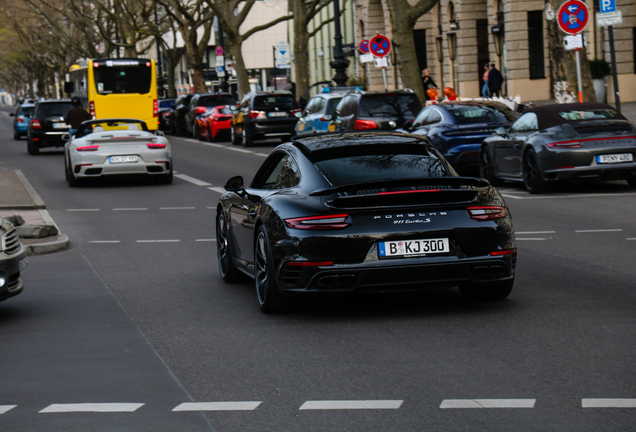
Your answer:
63,118 -> 172,187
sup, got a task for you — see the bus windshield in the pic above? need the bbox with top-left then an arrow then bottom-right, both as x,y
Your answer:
93,60 -> 152,95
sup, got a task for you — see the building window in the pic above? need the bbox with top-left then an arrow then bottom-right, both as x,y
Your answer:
527,11 -> 545,79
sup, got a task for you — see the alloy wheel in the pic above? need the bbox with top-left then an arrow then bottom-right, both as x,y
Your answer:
255,231 -> 269,306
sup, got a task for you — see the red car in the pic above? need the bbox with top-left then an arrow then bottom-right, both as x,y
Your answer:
198,106 -> 236,142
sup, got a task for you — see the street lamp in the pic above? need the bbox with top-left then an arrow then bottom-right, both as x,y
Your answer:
447,31 -> 458,93
330,0 -> 349,87
491,25 -> 504,57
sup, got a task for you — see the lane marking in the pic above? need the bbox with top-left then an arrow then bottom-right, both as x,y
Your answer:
440,399 -> 536,409
254,153 -> 268,157
113,208 -> 148,211
39,403 -> 144,413
516,238 -> 548,241
174,174 -> 211,187
208,187 -> 226,194
67,209 -> 100,212
582,398 -> 636,408
575,229 -> 622,233
160,207 -> 195,210
299,400 -> 403,410
173,402 -> 261,411
627,238 -> 636,240
88,241 -> 121,244
0,405 -> 16,414
195,239 -> 216,242
207,206 -> 217,209
226,147 -> 253,154
502,192 -> 636,200
136,240 -> 181,243
516,231 -> 556,234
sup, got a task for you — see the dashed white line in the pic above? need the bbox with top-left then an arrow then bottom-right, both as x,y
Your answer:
174,174 -> 211,187
254,153 -> 268,157
136,239 -> 181,243
516,231 -> 556,234
195,239 -> 216,242
39,403 -> 144,413
299,400 -> 403,410
516,238 -> 548,241
208,187 -> 226,194
160,207 -> 195,210
0,405 -> 16,414
582,398 -> 636,408
67,209 -> 100,212
113,208 -> 148,211
173,402 -> 261,412
88,241 -> 121,244
627,238 -> 636,240
226,147 -> 253,154
440,399 -> 536,409
575,229 -> 622,233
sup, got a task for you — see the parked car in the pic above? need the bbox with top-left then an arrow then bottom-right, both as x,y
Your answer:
26,100 -> 74,155
168,94 -> 193,136
199,105 -> 236,142
185,93 -> 236,139
10,103 -> 35,140
231,91 -> 300,147
63,118 -> 172,187
480,102 -> 636,193
0,217 -> 27,303
401,101 -> 517,175
330,90 -> 422,132
216,132 -> 516,313
294,90 -> 345,136
157,98 -> 175,131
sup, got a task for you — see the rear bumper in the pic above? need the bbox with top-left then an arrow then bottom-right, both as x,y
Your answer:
74,159 -> 171,178
544,162 -> 636,181
31,130 -> 68,147
248,121 -> 297,140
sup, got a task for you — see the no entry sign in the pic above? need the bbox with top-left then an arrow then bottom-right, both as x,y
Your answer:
359,40 -> 370,53
370,34 -> 391,58
557,0 -> 589,34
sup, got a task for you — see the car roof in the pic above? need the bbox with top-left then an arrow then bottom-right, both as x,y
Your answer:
292,132 -> 432,154
36,100 -> 72,104
525,102 -> 627,129
18,103 -> 35,108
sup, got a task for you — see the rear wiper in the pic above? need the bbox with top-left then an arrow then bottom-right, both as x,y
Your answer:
310,177 -> 489,196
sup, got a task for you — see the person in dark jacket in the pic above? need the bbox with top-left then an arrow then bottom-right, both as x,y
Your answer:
65,97 -> 92,136
487,63 -> 504,98
421,69 -> 438,100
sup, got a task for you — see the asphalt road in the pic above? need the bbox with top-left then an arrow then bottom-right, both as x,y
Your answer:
1,108 -> 635,431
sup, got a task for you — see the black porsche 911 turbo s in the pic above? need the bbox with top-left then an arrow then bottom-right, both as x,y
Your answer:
216,133 -> 516,313
480,102 -> 636,193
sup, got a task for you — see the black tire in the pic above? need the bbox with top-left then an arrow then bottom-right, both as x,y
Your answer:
242,128 -> 253,147
459,278 -> 514,301
522,149 -> 549,194
65,156 -> 81,187
27,137 -> 39,155
231,126 -> 242,145
627,176 -> 636,188
479,148 -> 504,186
254,225 -> 289,314
170,120 -> 176,135
207,124 -> 214,142
195,123 -> 203,141
157,168 -> 173,185
216,210 -> 241,282
13,132 -> 19,140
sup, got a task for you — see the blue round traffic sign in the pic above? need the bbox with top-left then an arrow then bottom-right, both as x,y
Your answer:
359,39 -> 370,53
557,0 -> 589,35
370,34 -> 391,58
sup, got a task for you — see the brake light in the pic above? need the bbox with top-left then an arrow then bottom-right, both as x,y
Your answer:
377,189 -> 441,196
89,101 -> 96,117
285,214 -> 350,230
31,119 -> 42,130
290,108 -> 301,115
547,140 -> 582,148
76,145 -> 99,151
467,206 -> 507,220
354,119 -> 378,130
194,106 -> 207,115
153,100 -> 158,117
147,143 -> 167,149
490,249 -> 516,256
17,116 -> 24,123
249,110 -> 265,119
285,261 -> 334,267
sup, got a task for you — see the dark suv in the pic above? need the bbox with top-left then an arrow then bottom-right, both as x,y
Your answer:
185,93 -> 236,138
168,94 -> 193,136
331,91 -> 422,132
26,100 -> 74,155
231,91 -> 299,147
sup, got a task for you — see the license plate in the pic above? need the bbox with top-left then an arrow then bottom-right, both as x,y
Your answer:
109,155 -> 139,164
379,238 -> 450,258
268,112 -> 287,117
53,123 -> 69,129
597,153 -> 633,164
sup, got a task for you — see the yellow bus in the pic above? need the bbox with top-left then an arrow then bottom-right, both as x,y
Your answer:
66,58 -> 158,130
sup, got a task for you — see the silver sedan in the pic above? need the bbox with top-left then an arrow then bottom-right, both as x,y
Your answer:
63,118 -> 172,187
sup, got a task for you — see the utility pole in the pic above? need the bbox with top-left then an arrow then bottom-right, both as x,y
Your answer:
154,2 -> 164,97
330,0 -> 349,86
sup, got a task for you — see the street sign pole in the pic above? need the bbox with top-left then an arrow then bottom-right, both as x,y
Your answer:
557,0 -> 589,104
575,47 -> 583,103
607,25 -> 621,112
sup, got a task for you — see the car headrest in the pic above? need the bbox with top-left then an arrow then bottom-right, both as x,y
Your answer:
93,126 -> 105,133
126,124 -> 141,131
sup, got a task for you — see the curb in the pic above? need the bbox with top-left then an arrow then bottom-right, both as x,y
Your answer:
26,234 -> 71,256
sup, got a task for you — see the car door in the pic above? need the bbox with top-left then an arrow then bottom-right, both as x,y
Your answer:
309,97 -> 326,133
504,113 -> 538,177
298,98 -> 317,134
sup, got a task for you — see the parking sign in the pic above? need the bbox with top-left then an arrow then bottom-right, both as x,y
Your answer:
600,0 -> 616,13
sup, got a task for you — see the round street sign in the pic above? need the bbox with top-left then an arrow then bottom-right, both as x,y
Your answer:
557,0 -> 589,34
215,46 -> 224,56
359,39 -> 370,53
370,34 -> 391,58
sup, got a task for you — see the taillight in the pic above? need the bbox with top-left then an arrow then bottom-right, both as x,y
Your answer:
467,206 -> 507,220
490,249 -> 516,256
285,214 -> 350,230
285,261 -> 334,267
31,119 -> 42,130
76,145 -> 99,151
547,140 -> 582,148
249,110 -> 265,119
17,116 -> 24,123
147,143 -> 167,149
290,108 -> 301,115
194,106 -> 207,115
377,189 -> 441,196
354,119 -> 378,130
89,101 -> 96,117
153,100 -> 158,117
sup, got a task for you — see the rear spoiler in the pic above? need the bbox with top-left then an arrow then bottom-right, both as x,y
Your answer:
310,177 -> 490,196
87,136 -> 153,143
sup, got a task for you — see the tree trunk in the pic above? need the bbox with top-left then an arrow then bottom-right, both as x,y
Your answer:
293,2 -> 310,99
165,51 -> 178,98
228,35 -> 250,98
547,0 -> 596,102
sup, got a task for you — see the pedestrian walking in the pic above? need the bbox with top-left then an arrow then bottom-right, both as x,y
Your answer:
65,97 -> 92,136
482,64 -> 491,98
421,69 -> 438,100
487,63 -> 504,98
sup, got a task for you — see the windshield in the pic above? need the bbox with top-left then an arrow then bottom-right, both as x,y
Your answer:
38,103 -> 73,118
199,96 -> 235,107
558,109 -> 621,121
358,94 -> 421,118
218,107 -> 234,115
254,95 -> 298,111
446,105 -> 516,124
93,59 -> 152,94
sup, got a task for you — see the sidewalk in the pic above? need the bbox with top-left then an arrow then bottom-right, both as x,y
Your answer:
0,169 -> 69,255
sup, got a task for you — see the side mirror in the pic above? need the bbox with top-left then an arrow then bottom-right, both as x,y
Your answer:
61,133 -> 70,141
224,175 -> 244,192
334,109 -> 340,116
9,113 -> 14,117
495,126 -> 508,137
402,120 -> 413,132
64,82 -> 74,94
323,114 -> 332,121
154,130 -> 165,137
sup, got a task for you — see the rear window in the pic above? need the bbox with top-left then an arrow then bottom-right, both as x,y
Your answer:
558,109 -> 621,121
218,107 -> 234,115
199,96 -> 235,107
93,59 -> 152,94
37,103 -> 73,117
314,147 -> 448,185
18,106 -> 34,117
358,94 -> 421,118
254,95 -> 298,111
159,100 -> 174,108
446,105 -> 516,124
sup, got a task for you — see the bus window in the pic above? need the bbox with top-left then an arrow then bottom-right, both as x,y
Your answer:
93,62 -> 152,95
